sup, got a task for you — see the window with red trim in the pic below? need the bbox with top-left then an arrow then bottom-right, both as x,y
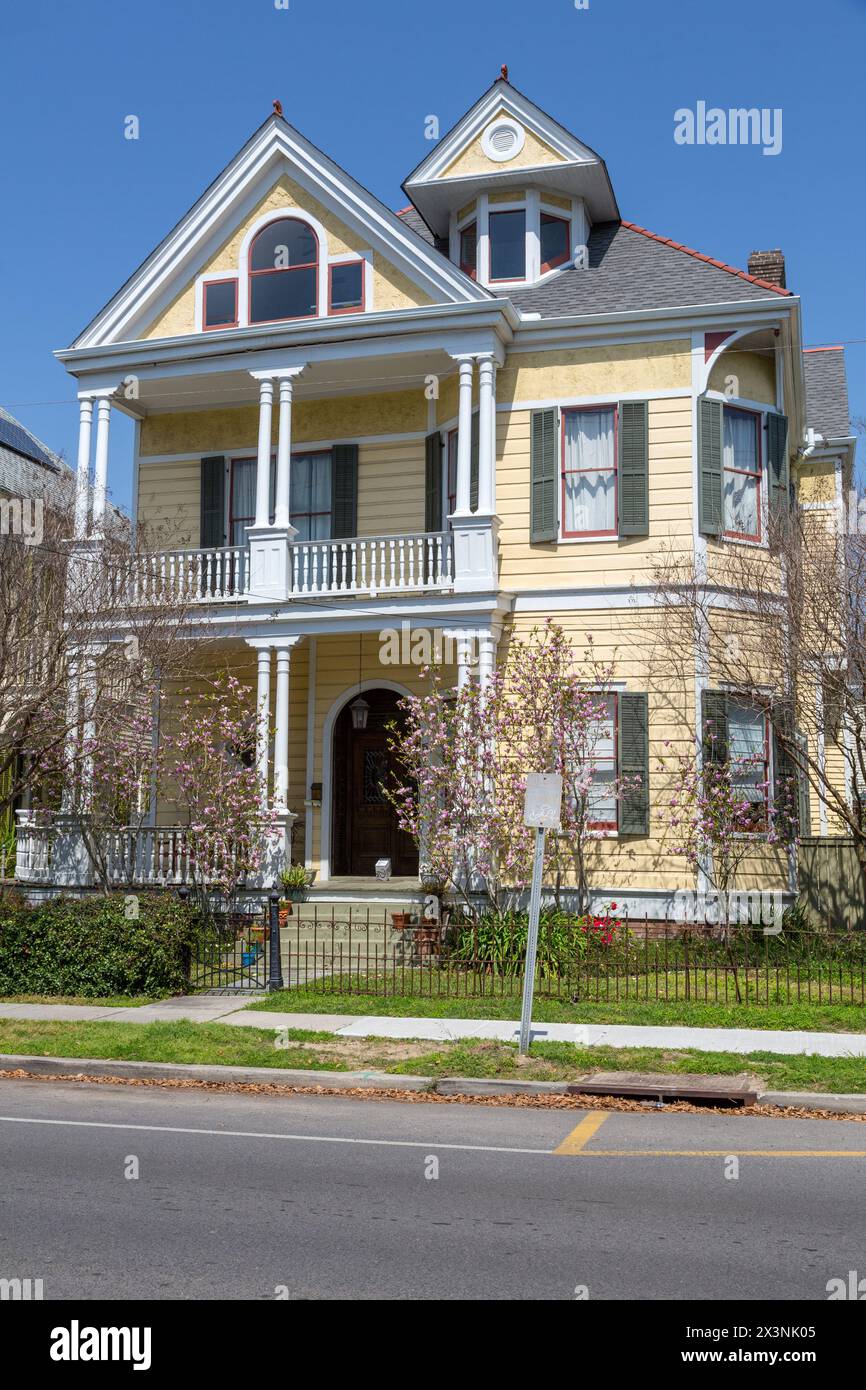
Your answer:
249,217 -> 318,324
489,209 -> 526,281
203,278 -> 238,330
540,213 -> 570,273
561,406 -> 618,537
328,260 -> 364,314
723,406 -> 762,542
459,222 -> 477,279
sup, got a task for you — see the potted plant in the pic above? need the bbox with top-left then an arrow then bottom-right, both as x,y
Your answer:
279,864 -> 315,904
391,910 -> 415,930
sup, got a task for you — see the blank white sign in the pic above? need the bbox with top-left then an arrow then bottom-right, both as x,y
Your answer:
523,773 -> 563,829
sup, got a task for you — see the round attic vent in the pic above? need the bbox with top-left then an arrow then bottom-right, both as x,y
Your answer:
482,118 -> 525,163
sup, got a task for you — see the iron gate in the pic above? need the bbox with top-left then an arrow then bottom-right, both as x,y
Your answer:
189,912 -> 270,993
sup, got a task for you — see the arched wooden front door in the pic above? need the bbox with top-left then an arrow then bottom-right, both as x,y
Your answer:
331,688 -> 418,877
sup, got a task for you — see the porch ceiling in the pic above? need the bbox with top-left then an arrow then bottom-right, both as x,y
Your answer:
119,346 -> 457,416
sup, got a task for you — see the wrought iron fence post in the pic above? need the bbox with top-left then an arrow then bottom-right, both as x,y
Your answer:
268,891 -> 284,991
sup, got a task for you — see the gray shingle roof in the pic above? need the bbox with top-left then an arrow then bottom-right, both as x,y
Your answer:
396,210 -> 789,317
506,221 -> 787,316
802,348 -> 851,440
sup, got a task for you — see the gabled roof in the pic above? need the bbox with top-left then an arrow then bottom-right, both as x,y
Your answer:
802,347 -> 851,440
73,110 -> 492,350
403,77 -> 619,236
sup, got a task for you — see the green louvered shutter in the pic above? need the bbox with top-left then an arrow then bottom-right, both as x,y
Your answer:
425,431 -> 443,532
469,411 -> 479,513
618,400 -> 649,536
617,692 -> 649,835
698,396 -> 724,537
772,700 -> 799,838
795,731 -> 811,836
767,413 -> 790,521
822,672 -> 844,742
331,444 -> 358,586
702,689 -> 728,764
200,456 -> 225,548
331,444 -> 358,537
530,407 -> 557,543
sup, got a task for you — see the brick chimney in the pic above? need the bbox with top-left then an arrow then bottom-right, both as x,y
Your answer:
747,249 -> 786,289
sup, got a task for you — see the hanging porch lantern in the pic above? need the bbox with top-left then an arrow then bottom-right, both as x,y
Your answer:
350,696 -> 370,731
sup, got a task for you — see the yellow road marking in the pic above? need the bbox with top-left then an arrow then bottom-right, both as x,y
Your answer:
554,1111 -> 610,1154
561,1149 -> 866,1158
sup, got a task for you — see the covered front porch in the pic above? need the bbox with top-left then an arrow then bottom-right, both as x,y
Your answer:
13,613 -> 506,895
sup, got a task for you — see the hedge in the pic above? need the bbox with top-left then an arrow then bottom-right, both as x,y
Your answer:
0,893 -> 204,998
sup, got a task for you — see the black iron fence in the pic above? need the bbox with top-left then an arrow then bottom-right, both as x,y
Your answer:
243,907 -> 866,1007
188,910 -> 270,992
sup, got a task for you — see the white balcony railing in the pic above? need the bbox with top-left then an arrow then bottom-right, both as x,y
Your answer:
131,546 -> 250,604
14,817 -> 241,888
290,531 -> 453,596
130,531 -> 455,605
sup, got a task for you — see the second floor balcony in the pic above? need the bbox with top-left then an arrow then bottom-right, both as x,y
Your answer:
131,528 -> 457,605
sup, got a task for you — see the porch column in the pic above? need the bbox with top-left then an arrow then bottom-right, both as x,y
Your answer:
273,642 -> 292,810
476,355 -> 496,516
254,645 -> 272,812
453,357 -> 474,516
454,632 -> 475,691
274,374 -> 302,535
73,397 -> 93,540
254,377 -> 274,529
91,397 -> 112,534
60,652 -> 81,812
477,627 -> 498,690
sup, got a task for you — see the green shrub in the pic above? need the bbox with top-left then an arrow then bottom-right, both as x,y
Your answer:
447,907 -> 624,977
0,893 -> 203,998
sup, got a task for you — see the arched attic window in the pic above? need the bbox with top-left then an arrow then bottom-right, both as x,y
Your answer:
249,217 -> 319,323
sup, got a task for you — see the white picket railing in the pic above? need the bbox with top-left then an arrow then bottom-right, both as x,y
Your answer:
131,546 -> 250,604
290,531 -> 454,596
130,531 -> 454,605
103,827 -> 242,886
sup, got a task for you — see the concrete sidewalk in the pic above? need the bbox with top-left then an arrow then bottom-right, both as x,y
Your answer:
2,997 -> 866,1058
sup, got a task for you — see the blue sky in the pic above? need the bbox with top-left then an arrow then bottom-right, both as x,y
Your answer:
2,0 -> 864,511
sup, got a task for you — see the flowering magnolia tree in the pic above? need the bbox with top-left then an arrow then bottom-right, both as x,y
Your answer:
388,620 -> 637,917
161,670 -> 275,902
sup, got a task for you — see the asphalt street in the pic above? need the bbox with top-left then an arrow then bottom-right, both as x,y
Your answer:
1,1078 -> 865,1300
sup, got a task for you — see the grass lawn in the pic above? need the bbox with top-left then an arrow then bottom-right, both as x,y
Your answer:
245,987 -> 866,1034
0,1017 -> 864,1093
0,994 -> 164,1008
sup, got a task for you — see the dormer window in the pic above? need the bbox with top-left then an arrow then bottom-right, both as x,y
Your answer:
489,208 -> 526,281
540,212 -> 571,273
249,217 -> 318,324
459,222 -> 477,279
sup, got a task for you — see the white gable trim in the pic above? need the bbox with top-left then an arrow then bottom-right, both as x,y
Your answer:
405,84 -> 600,188
74,116 -> 490,350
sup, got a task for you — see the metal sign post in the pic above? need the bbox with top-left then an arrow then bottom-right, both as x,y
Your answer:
518,773 -> 562,1057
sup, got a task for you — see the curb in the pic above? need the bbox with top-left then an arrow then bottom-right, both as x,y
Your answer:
0,1054 -> 434,1092
2,1054 -> 866,1114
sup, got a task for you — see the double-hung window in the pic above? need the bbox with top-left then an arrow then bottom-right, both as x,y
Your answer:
723,406 -> 762,542
585,693 -> 618,829
540,213 -> 570,273
561,406 -> 617,537
229,452 -> 332,547
727,699 -> 769,830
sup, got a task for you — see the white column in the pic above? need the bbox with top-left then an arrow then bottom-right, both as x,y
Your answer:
477,628 -> 497,689
454,358 -> 474,516
60,653 -> 80,812
477,355 -> 495,516
455,632 -> 474,690
273,644 -> 291,810
254,377 -> 274,529
275,377 -> 294,529
91,398 -> 112,534
73,398 -> 93,540
255,646 -> 272,812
